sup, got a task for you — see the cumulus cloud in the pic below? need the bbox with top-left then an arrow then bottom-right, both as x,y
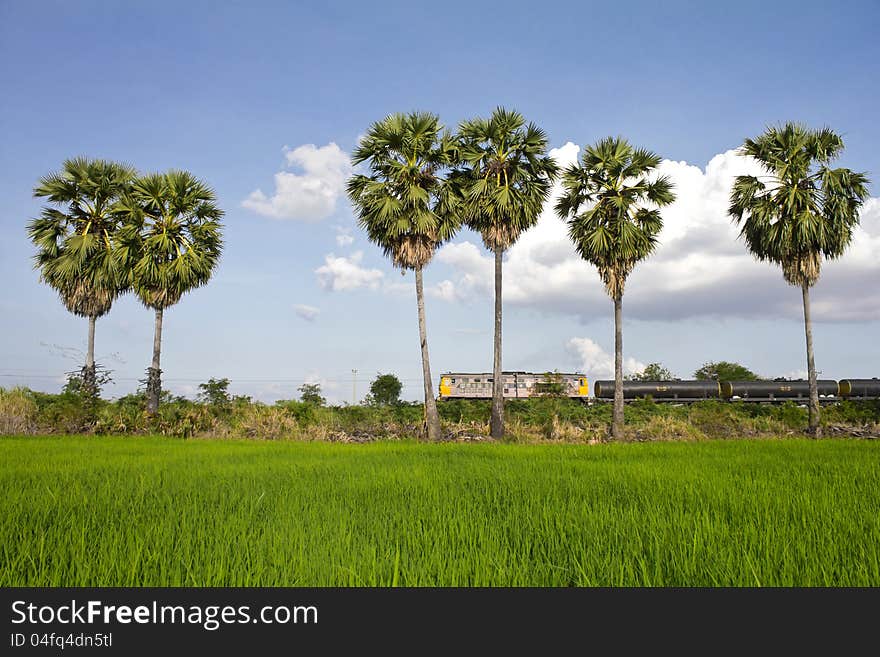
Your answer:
432,242 -> 494,301
566,337 -> 646,381
315,251 -> 383,291
294,304 -> 320,321
243,143 -> 351,220
432,142 -> 880,322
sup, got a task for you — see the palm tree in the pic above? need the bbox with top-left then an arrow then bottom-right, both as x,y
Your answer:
116,171 -> 224,414
456,107 -> 558,439
27,157 -> 136,396
347,112 -> 460,441
728,123 -> 869,436
555,137 -> 675,440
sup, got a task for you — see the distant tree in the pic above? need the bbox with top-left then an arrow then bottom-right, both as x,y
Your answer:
556,137 -> 675,440
198,378 -> 230,406
694,361 -> 761,382
728,122 -> 869,436
298,383 -> 325,406
365,373 -> 403,406
625,363 -> 677,381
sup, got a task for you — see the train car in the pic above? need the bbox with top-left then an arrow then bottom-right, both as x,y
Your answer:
838,378 -> 880,400
593,380 -> 721,401
439,372 -> 589,400
721,380 -> 840,401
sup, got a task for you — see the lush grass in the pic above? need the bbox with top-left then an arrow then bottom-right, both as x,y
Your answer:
1,435 -> 879,586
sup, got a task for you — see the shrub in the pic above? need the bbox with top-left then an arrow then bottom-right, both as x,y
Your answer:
232,404 -> 299,440
0,387 -> 39,434
31,390 -> 99,434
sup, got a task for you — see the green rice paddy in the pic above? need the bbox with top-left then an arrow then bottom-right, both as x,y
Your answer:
1,436 -> 878,586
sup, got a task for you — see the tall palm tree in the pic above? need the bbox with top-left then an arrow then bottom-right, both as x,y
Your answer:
116,171 -> 224,414
456,107 -> 558,439
347,112 -> 460,442
728,123 -> 869,436
555,137 -> 675,440
27,157 -> 136,396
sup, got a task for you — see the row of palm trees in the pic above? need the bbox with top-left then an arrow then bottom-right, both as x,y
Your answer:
348,109 -> 870,440
27,158 -> 223,414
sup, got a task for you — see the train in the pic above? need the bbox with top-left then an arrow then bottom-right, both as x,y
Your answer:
438,372 -> 880,403
439,372 -> 589,399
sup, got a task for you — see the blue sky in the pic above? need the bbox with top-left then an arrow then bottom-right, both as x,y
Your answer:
1,0 -> 878,403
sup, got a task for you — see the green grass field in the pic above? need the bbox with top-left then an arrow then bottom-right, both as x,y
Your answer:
2,435 -> 879,586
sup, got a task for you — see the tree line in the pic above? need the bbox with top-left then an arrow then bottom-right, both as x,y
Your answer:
347,110 -> 870,440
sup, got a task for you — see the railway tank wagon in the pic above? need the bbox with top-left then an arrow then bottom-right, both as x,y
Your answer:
594,380 -> 721,402
439,372 -> 589,400
721,380 -> 840,401
839,378 -> 880,400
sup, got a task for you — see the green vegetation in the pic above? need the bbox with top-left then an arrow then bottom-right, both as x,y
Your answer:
197,377 -> 232,406
1,436 -> 878,586
297,383 -> 326,407
365,373 -> 404,406
2,386 -> 877,442
694,361 -> 762,382
626,363 -> 678,381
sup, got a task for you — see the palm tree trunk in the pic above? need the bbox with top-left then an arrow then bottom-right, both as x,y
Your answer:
415,267 -> 442,442
802,282 -> 821,437
81,314 -> 97,398
612,293 -> 624,441
490,245 -> 504,440
146,307 -> 164,415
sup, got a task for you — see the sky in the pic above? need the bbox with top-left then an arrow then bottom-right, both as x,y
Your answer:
1,0 -> 878,404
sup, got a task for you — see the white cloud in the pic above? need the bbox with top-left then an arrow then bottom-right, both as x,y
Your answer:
433,142 -> 880,322
566,337 -> 646,381
433,242 -> 494,301
335,226 -> 355,247
315,251 -> 384,291
293,304 -> 320,321
243,143 -> 351,220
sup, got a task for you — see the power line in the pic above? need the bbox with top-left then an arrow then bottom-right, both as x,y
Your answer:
0,372 -> 428,383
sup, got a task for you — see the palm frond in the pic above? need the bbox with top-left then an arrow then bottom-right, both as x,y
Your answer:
556,137 -> 674,298
729,123 -> 870,286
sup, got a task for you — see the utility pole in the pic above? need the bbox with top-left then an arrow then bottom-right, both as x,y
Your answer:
352,369 -> 358,405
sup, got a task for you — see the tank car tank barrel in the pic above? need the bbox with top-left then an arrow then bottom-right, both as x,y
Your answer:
721,380 -> 839,399
593,380 -> 720,400
838,378 -> 880,398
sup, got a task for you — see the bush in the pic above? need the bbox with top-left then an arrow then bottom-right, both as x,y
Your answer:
31,389 -> 100,434
0,387 -> 39,434
231,404 -> 299,440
